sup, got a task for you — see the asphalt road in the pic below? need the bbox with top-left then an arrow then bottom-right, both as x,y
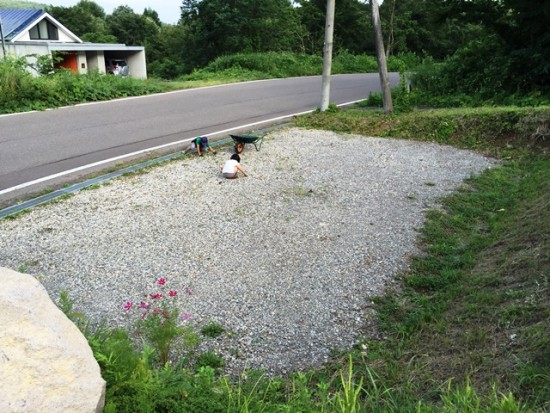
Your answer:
0,73 -> 399,206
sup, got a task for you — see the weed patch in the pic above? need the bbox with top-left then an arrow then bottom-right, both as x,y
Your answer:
201,321 -> 224,338
295,106 -> 550,158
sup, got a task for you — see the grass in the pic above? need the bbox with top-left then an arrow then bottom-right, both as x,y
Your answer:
391,156 -> 548,396
295,106 -> 550,158
201,321 -> 224,338
196,352 -> 225,370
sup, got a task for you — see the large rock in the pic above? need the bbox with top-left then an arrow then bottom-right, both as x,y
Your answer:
0,267 -> 105,413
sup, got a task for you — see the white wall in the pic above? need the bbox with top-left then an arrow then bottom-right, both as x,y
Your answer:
86,50 -> 106,74
16,21 -> 76,43
4,43 -> 50,76
6,43 -> 49,57
77,51 -> 87,74
127,51 -> 147,79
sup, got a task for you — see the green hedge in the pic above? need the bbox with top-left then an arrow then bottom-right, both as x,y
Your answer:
0,57 -> 163,114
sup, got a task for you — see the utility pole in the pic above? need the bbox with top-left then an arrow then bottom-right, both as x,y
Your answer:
320,0 -> 335,112
371,0 -> 393,113
0,15 -> 7,60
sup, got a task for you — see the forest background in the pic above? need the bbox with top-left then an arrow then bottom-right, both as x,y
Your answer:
1,0 -> 549,107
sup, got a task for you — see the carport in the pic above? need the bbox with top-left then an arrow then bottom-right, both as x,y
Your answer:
50,42 -> 147,79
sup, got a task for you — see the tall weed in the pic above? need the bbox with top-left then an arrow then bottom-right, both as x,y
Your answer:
0,56 -> 49,112
408,40 -> 550,107
188,51 -> 404,80
0,59 -> 163,114
199,51 -> 323,78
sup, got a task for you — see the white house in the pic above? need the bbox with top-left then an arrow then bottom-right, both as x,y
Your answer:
0,9 -> 147,78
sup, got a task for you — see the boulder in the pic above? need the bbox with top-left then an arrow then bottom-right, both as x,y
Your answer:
0,267 -> 105,413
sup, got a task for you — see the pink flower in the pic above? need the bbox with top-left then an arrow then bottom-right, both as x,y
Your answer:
153,308 -> 162,314
169,290 -> 178,297
139,302 -> 150,309
150,293 -> 162,300
157,278 -> 166,285
123,301 -> 133,311
140,312 -> 147,319
182,313 -> 192,320
184,287 -> 192,295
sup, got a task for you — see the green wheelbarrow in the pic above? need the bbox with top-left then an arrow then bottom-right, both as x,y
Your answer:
230,134 -> 265,154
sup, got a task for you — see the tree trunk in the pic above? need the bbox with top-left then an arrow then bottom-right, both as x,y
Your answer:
320,0 -> 335,112
385,0 -> 396,59
371,0 -> 393,113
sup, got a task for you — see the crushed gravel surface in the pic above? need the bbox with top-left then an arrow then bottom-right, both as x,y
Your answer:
0,128 -> 498,375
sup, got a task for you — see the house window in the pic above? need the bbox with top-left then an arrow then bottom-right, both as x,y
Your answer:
29,20 -> 59,40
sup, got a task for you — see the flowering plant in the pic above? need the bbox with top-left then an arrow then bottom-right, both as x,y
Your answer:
124,278 -> 192,365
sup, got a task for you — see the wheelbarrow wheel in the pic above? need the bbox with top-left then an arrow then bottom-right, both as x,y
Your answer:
234,142 -> 245,154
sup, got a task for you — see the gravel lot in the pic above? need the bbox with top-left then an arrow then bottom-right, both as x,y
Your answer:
0,128 -> 497,375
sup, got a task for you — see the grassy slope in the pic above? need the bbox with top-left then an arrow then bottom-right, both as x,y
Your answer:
295,106 -> 550,411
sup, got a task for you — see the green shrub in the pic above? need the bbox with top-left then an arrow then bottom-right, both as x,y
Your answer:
0,56 -> 49,112
0,58 -> 164,114
148,58 -> 185,79
333,49 -> 378,73
195,351 -> 225,369
201,321 -> 224,338
408,40 -> 550,107
187,51 -> 403,81
198,51 -> 323,78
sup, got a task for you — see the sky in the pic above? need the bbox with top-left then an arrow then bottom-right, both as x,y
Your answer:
45,0 -> 182,24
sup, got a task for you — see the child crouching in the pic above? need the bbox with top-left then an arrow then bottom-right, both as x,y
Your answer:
221,154 -> 248,179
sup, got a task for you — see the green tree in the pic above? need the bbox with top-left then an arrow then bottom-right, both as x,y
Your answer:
179,0 -> 305,68
47,0 -> 116,43
434,0 -> 550,94
376,0 -> 483,59
155,24 -> 193,76
180,0 -> 199,24
296,0 -> 373,55
143,19 -> 186,78
142,7 -> 161,26
106,5 -> 148,45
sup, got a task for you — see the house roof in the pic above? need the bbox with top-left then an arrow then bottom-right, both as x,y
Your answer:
0,8 -> 82,43
0,9 -> 43,41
